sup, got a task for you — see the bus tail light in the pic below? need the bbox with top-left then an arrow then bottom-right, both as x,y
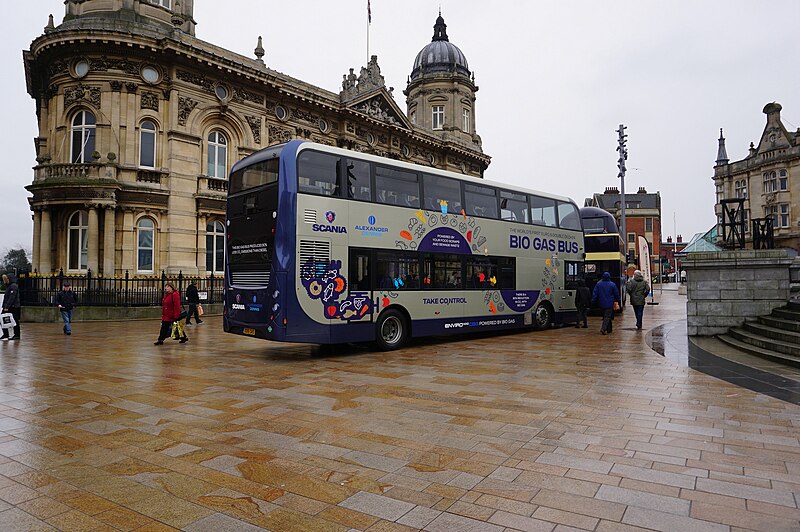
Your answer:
283,318 -> 287,326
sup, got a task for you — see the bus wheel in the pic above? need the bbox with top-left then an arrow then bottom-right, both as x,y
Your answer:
376,309 -> 407,351
533,303 -> 553,330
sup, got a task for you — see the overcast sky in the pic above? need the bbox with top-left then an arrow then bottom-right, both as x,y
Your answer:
3,0 -> 800,255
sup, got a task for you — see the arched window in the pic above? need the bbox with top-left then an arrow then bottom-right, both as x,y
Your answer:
67,211 -> 89,272
206,220 -> 225,273
137,218 -> 155,273
71,110 -> 96,163
139,120 -> 157,168
207,131 -> 227,179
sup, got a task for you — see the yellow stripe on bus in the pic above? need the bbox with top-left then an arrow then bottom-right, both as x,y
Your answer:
585,252 -> 626,261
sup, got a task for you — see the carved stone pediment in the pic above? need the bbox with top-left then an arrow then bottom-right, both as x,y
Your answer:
345,91 -> 411,131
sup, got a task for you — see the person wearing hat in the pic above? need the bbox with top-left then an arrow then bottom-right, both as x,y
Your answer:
184,279 -> 203,325
56,282 -> 77,335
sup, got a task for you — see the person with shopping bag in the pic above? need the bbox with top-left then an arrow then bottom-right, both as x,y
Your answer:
56,282 -> 78,335
1,274 -> 21,341
154,283 -> 188,345
184,280 -> 203,325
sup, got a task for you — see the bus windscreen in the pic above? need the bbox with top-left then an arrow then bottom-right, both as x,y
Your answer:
585,235 -> 620,252
229,158 -> 279,195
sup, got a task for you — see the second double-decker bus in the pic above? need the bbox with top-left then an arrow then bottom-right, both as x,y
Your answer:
580,206 -> 627,310
225,140 -> 584,350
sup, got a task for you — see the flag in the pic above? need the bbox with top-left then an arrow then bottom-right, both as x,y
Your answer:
368,0 -> 372,23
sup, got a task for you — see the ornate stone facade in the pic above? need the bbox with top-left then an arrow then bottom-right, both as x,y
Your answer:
24,1 -> 490,275
713,103 -> 800,251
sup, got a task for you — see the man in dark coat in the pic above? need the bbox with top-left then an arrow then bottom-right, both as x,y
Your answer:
591,271 -> 620,335
574,279 -> 591,328
185,280 -> 203,325
56,282 -> 78,335
1,274 -> 21,341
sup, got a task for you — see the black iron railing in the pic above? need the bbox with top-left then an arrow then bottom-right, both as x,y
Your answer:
17,270 -> 222,307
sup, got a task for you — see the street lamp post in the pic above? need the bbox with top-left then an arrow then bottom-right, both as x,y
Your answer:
616,125 -> 628,261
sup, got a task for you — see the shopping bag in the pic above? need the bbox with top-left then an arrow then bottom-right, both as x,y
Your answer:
0,312 -> 16,328
171,322 -> 180,339
197,304 -> 204,316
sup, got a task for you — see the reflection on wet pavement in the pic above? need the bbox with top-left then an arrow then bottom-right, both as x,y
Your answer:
0,288 -> 797,530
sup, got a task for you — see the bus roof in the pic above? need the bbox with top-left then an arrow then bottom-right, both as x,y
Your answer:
233,140 -> 577,205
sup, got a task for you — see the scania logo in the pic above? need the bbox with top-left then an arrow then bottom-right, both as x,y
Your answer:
325,211 -> 336,223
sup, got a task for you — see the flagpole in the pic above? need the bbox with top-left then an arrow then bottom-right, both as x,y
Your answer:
366,0 -> 370,65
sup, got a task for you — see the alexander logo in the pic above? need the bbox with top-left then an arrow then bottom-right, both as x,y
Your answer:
355,214 -> 388,236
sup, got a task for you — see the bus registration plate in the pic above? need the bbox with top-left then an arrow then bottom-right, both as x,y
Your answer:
243,328 -> 256,336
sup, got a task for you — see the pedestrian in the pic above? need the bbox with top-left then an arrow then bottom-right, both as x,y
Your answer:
185,280 -> 203,325
56,282 -> 77,335
626,269 -> 651,330
154,282 -> 187,345
591,271 -> 620,335
574,279 -> 591,328
1,274 -> 21,341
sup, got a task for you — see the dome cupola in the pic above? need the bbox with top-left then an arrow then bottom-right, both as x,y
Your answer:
410,13 -> 471,81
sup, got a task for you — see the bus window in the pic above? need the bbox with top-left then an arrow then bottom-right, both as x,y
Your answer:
346,158 -> 371,201
423,174 -> 462,214
464,184 -> 498,219
376,251 -> 420,290
376,166 -> 420,208
229,158 -> 279,195
426,254 -> 462,289
530,195 -> 557,227
558,202 -> 582,230
298,151 -> 341,196
500,191 -> 529,223
466,256 -> 516,289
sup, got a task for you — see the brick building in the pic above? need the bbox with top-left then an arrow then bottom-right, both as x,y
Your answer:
585,186 -> 662,271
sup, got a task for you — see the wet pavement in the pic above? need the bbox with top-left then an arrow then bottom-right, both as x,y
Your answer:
0,290 -> 798,531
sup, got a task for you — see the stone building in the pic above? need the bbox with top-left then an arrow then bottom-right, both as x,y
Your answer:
713,103 -> 800,251
23,0 -> 489,276
584,186 -> 662,264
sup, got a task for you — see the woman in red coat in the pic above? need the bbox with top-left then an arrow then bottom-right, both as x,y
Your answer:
154,283 -> 188,344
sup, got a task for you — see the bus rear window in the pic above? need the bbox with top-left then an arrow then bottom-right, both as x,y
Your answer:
230,158 -> 279,194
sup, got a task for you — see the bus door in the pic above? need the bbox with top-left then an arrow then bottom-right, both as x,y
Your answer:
347,248 -> 374,323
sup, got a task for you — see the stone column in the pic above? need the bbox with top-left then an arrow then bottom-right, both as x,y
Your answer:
39,208 -> 52,273
32,210 -> 41,272
196,214 -> 207,274
103,207 -> 116,275
87,206 -> 99,273
121,209 -> 135,272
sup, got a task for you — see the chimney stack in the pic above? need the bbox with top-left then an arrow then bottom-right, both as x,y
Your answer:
667,236 -> 672,243
637,186 -> 647,194
677,235 -> 683,243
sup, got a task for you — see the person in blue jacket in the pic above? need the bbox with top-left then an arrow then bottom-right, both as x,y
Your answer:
592,271 -> 620,335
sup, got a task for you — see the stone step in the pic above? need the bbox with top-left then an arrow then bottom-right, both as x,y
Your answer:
787,300 -> 800,312
743,321 -> 800,344
727,327 -> 800,358
771,307 -> 800,321
758,315 -> 800,333
717,334 -> 800,368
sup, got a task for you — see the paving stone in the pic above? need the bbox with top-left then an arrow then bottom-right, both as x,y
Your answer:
622,506 -> 729,532
423,511 -> 504,531
596,484 -> 690,515
339,491 -> 415,521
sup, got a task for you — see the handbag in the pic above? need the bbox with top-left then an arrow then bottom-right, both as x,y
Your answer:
178,310 -> 188,320
613,301 -> 621,312
197,304 -> 204,316
0,312 -> 15,328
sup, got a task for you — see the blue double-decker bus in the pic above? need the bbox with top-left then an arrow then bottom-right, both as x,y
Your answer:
224,141 -> 584,350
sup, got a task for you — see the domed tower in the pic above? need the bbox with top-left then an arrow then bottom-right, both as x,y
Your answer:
405,12 -> 481,150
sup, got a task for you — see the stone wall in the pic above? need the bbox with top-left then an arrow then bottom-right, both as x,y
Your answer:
22,304 -> 223,323
683,250 -> 793,336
